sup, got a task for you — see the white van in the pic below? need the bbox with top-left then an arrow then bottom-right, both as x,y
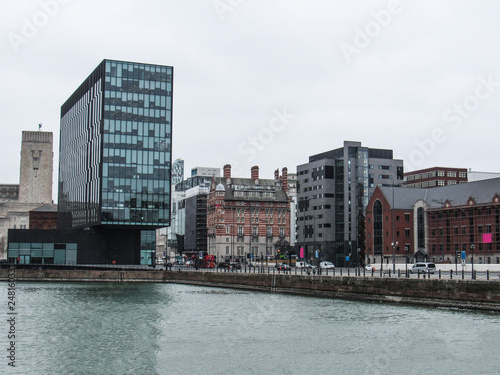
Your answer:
295,261 -> 316,269
319,261 -> 335,269
410,262 -> 436,274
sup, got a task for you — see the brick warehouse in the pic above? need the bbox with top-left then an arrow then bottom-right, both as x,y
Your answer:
207,165 -> 291,263
365,178 -> 500,266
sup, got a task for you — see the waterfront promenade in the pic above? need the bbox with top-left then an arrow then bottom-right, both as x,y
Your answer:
2,264 -> 500,312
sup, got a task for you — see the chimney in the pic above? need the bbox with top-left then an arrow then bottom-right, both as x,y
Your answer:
251,166 -> 259,180
223,164 -> 231,178
274,169 -> 280,180
281,167 -> 288,193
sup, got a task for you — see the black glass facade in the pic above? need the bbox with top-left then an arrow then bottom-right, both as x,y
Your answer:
59,60 -> 173,229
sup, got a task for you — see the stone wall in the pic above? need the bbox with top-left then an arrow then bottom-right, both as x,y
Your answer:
1,269 -> 499,311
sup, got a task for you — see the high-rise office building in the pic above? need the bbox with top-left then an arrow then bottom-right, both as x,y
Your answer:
8,59 -> 173,265
297,141 -> 403,266
172,158 -> 184,187
57,59 -> 173,264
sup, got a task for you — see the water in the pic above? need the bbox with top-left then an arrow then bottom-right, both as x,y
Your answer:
2,282 -> 499,375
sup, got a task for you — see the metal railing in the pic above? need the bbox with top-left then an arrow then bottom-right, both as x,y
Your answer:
2,262 -> 499,281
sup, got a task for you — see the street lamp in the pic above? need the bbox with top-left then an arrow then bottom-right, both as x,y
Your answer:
391,241 -> 398,272
471,243 -> 475,278
405,245 -> 409,274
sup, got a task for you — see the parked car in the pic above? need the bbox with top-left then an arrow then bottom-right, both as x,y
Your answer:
220,261 -> 241,270
156,259 -> 164,265
319,261 -> 335,269
365,264 -> 376,271
410,262 -> 436,274
230,262 -> 241,270
296,261 -> 317,269
275,263 -> 292,271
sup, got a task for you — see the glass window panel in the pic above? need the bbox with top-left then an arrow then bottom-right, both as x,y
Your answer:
66,250 -> 77,264
9,250 -> 19,257
9,243 -> 19,249
54,250 -> 66,265
31,249 -> 42,257
20,243 -> 30,250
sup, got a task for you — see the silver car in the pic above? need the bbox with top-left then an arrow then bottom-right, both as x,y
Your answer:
410,262 -> 436,274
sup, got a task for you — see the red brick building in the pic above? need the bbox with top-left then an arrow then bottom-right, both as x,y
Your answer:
366,179 -> 500,266
404,167 -> 467,188
207,165 -> 291,263
29,203 -> 58,230
365,186 -> 416,266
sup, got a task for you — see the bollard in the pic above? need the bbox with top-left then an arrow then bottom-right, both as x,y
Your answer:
462,269 -> 464,280
340,269 -> 343,276
450,269 -> 453,280
348,268 -> 350,276
388,270 -> 391,278
439,269 -> 441,279
487,270 -> 490,280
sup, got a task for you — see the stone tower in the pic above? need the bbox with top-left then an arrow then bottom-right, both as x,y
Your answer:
18,131 -> 53,203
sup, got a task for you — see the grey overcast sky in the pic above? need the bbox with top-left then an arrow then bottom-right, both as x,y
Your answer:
2,0 -> 500,200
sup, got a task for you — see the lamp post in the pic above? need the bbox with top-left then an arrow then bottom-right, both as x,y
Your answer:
471,243 -> 475,278
392,182 -> 396,272
405,245 -> 409,274
391,241 -> 398,272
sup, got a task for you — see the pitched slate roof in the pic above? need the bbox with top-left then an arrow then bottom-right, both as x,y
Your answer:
379,178 -> 500,209
31,203 -> 58,212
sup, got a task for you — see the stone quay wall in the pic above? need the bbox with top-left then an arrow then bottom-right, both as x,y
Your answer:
1,268 -> 499,311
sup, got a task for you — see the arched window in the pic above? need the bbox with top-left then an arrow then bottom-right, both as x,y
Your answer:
373,200 -> 383,254
417,207 -> 425,248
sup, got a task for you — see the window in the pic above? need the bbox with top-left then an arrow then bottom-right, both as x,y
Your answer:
279,227 -> 285,237
405,229 -> 410,237
405,213 -> 410,221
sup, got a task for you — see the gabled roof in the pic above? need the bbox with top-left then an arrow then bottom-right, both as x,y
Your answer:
31,203 -> 57,212
379,178 -> 500,209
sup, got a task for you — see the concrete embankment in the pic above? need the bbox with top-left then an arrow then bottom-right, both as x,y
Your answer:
2,268 -> 500,312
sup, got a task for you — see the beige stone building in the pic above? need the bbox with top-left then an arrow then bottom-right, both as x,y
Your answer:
0,131 -> 53,258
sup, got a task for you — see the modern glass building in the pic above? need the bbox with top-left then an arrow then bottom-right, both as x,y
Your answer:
56,59 -> 173,264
